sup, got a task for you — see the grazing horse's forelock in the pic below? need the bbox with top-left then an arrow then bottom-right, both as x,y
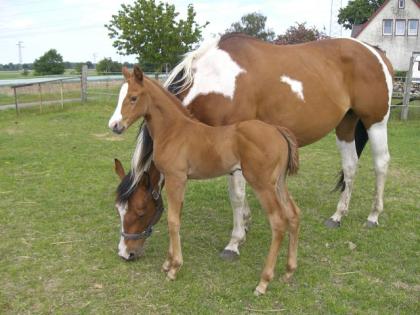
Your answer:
116,171 -> 137,204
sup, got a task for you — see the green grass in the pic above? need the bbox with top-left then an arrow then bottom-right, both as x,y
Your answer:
0,102 -> 419,314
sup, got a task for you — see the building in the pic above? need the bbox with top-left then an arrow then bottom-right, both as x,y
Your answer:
351,0 -> 420,71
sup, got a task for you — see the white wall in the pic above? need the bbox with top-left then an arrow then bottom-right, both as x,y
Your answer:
356,0 -> 420,71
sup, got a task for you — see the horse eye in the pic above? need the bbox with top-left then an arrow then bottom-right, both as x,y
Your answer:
130,96 -> 137,102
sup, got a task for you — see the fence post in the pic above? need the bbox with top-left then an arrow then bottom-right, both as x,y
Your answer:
81,65 -> 88,103
38,83 -> 43,113
401,56 -> 414,121
60,80 -> 64,109
13,87 -> 19,115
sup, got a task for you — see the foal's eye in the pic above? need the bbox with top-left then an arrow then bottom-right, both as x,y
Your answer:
130,96 -> 138,102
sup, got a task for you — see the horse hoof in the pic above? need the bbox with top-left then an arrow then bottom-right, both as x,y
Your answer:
166,271 -> 176,281
366,220 -> 378,228
219,249 -> 239,261
254,287 -> 266,296
325,218 -> 341,228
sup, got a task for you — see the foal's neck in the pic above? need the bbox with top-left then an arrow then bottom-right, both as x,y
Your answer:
144,78 -> 194,139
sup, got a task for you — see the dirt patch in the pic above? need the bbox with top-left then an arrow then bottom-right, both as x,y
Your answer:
92,133 -> 125,142
393,281 -> 420,292
4,128 -> 23,135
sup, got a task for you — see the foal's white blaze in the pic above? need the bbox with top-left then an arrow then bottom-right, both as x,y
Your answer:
108,82 -> 128,129
182,47 -> 246,106
116,202 -> 129,259
280,75 -> 305,101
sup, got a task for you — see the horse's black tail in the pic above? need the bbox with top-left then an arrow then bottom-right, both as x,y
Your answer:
334,120 -> 369,192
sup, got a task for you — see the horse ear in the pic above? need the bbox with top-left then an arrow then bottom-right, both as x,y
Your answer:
122,67 -> 131,80
133,65 -> 144,84
114,159 -> 126,180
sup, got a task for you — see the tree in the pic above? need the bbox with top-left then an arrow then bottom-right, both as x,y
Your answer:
338,0 -> 385,30
224,12 -> 275,41
96,58 -> 122,74
274,23 -> 329,45
33,49 -> 65,75
105,0 -> 208,73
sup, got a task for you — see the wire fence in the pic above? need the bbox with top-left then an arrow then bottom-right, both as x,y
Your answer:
0,70 -> 419,120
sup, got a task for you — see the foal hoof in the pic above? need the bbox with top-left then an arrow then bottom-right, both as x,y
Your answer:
166,271 -> 177,281
219,249 -> 239,261
325,218 -> 341,229
365,220 -> 378,228
254,287 -> 266,296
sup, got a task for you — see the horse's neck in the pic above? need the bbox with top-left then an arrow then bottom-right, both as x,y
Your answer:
145,79 -> 193,140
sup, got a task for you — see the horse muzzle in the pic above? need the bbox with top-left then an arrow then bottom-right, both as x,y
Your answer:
109,121 -> 126,134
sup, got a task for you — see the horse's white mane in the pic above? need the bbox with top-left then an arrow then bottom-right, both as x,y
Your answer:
129,36 -> 221,187
163,36 -> 220,95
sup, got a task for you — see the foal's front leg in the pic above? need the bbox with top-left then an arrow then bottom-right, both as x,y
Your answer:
163,175 -> 186,280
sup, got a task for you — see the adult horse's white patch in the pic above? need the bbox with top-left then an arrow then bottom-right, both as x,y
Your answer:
280,75 -> 305,101
108,82 -> 128,129
116,202 -> 129,259
182,47 -> 246,106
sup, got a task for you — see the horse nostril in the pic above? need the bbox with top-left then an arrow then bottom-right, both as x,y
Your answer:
112,124 -> 123,134
128,252 -> 135,260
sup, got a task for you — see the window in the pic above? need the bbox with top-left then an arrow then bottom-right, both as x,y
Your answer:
408,19 -> 419,36
398,0 -> 405,9
383,19 -> 393,35
395,20 -> 406,36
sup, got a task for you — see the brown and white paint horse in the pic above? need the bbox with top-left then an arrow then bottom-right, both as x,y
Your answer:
109,34 -> 393,260
115,66 -> 301,295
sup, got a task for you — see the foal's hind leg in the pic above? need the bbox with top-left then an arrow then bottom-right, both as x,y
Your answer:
326,113 -> 359,228
365,116 -> 390,227
253,188 -> 287,296
283,197 -> 300,282
220,171 -> 251,261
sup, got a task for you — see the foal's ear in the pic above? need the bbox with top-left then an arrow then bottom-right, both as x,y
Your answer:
114,159 -> 126,180
122,67 -> 131,80
133,65 -> 144,84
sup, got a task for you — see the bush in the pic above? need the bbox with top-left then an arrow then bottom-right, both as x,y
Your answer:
33,49 -> 65,75
96,58 -> 122,74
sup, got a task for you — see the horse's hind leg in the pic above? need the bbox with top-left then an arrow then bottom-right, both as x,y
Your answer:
365,116 -> 390,227
220,171 -> 251,261
326,112 -> 359,228
253,188 -> 287,296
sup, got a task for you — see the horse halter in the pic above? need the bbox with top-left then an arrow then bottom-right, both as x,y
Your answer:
120,173 -> 164,240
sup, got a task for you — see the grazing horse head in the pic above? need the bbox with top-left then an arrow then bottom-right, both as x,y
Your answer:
108,66 -> 150,134
113,159 -> 164,260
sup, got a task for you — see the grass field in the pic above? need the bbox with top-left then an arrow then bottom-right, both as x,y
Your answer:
0,101 -> 419,314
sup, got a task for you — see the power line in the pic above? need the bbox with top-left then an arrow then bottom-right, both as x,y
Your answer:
17,41 -> 24,67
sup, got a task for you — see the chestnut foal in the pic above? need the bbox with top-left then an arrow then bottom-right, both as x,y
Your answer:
118,66 -> 301,295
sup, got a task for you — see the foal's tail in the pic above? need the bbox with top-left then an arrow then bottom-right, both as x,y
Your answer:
275,126 -> 299,176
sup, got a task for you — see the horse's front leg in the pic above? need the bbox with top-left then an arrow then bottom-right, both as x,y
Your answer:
220,171 -> 251,261
163,175 -> 186,281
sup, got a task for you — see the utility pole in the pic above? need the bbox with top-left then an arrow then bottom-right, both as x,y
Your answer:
329,0 -> 334,37
17,41 -> 24,69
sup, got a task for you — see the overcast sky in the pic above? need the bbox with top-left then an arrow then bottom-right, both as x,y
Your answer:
0,0 -> 350,64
